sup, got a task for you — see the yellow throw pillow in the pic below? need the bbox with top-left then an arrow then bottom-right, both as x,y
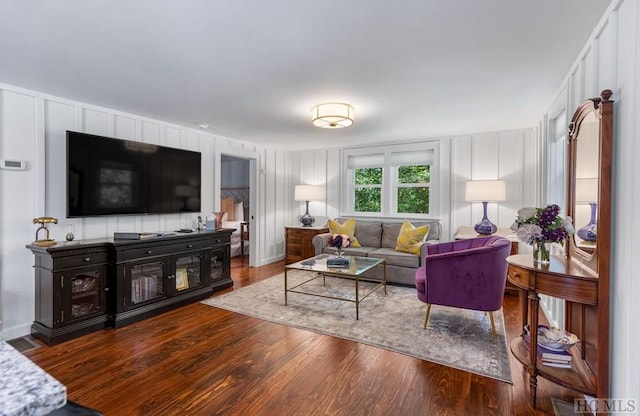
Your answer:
395,220 -> 430,255
328,218 -> 361,247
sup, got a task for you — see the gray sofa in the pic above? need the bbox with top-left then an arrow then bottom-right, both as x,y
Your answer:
312,218 -> 442,286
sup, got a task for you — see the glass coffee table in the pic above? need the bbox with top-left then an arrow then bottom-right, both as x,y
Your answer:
284,254 -> 386,320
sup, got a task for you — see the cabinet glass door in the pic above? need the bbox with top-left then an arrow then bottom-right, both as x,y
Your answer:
69,269 -> 105,320
130,261 -> 165,305
210,249 -> 226,282
174,254 -> 203,292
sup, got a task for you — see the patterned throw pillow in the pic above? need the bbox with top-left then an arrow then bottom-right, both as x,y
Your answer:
328,218 -> 361,248
395,220 -> 430,255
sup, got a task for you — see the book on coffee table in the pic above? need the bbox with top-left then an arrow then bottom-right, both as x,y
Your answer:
327,256 -> 350,268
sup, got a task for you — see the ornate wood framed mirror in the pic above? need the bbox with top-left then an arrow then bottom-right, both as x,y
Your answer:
566,89 -> 613,399
567,89 -> 613,271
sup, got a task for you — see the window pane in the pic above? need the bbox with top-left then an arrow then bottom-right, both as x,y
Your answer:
355,188 -> 381,212
355,167 -> 382,185
397,187 -> 429,214
398,165 -> 430,184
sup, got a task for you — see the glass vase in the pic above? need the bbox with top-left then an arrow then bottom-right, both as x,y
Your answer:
335,248 -> 344,258
532,241 -> 551,265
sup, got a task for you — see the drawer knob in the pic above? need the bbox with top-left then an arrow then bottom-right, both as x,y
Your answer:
187,244 -> 193,248
215,239 -> 220,243
104,287 -> 110,292
146,250 -> 153,254
84,257 -> 91,262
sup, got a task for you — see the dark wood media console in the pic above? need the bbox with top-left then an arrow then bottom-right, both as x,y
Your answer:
27,230 -> 233,345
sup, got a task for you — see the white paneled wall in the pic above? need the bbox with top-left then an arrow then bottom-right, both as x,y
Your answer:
290,128 -> 539,241
543,0 -> 640,400
450,129 -> 539,238
0,82 -> 287,339
0,89 -> 40,339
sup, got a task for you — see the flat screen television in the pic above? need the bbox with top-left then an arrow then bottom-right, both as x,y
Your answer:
67,131 -> 201,218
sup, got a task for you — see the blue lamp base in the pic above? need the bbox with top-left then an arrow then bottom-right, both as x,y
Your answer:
298,201 -> 315,227
577,202 -> 597,242
474,201 -> 498,235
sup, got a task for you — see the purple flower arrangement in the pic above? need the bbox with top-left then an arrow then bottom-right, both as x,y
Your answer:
511,204 -> 575,245
328,234 -> 351,249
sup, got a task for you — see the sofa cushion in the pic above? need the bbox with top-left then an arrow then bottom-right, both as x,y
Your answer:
324,246 -> 378,257
354,221 -> 382,247
381,223 -> 402,248
395,220 -> 429,255
368,247 -> 420,268
328,218 -> 361,247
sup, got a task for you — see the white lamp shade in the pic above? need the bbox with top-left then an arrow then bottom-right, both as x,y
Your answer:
311,103 -> 354,128
465,180 -> 506,202
575,178 -> 598,203
294,185 -> 325,202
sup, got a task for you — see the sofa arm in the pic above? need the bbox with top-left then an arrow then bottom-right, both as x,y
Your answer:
419,239 -> 438,266
312,233 -> 332,255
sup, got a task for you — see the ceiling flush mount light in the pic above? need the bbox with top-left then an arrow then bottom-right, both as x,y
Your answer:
311,102 -> 354,128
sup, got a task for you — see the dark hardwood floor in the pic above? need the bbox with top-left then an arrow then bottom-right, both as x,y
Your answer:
24,257 -> 580,415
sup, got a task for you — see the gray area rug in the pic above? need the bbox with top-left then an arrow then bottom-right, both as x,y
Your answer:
202,272 -> 512,383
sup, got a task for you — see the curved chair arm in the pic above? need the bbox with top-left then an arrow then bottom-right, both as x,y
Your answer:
426,237 -> 503,255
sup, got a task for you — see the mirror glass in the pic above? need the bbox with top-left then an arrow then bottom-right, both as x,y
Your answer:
573,111 -> 599,251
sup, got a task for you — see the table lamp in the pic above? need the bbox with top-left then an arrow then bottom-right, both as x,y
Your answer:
575,178 -> 598,242
294,185 -> 324,226
465,180 -> 506,235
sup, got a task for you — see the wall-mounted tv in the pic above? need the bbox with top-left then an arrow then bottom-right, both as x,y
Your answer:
67,131 -> 201,218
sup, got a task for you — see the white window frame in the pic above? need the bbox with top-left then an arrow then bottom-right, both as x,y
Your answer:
343,142 -> 439,218
347,153 -> 385,215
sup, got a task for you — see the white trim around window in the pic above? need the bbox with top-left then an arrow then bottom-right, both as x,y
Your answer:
342,142 -> 439,218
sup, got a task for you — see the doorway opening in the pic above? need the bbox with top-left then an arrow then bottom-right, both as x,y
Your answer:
220,154 -> 256,266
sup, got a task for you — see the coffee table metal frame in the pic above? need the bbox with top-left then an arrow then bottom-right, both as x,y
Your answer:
284,254 -> 386,320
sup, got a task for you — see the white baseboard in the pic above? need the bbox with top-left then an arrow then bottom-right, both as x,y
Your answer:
0,323 -> 32,341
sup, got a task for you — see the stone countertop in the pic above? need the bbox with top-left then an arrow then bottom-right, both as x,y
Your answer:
0,339 -> 66,416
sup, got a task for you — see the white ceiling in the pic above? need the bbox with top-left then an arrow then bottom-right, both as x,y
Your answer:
0,1 -> 611,150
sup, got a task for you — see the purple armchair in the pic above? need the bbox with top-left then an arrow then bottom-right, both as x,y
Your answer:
415,236 -> 511,336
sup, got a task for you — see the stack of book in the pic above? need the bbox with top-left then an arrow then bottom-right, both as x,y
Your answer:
523,334 -> 573,369
327,256 -> 350,268
539,347 -> 572,368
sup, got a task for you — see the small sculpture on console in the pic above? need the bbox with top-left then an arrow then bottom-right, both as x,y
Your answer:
32,216 -> 58,247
